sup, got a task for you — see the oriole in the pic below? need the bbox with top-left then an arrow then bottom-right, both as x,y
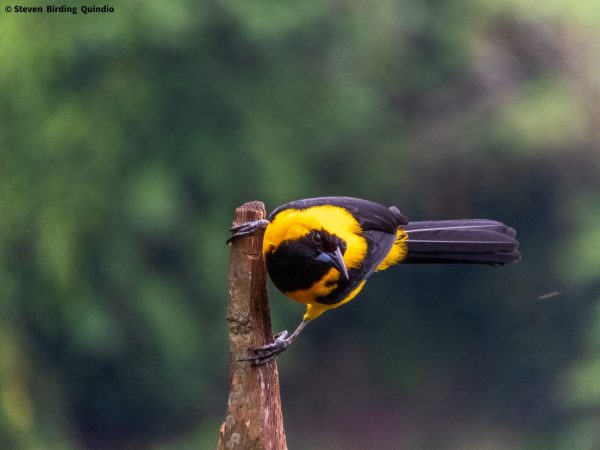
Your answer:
229,196 -> 520,365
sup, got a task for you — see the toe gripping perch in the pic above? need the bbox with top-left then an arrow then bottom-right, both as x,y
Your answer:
226,219 -> 270,244
239,321 -> 308,366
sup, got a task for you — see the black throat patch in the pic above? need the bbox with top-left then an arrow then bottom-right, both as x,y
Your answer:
265,236 -> 332,293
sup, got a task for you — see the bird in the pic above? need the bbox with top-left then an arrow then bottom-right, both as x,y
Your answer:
228,196 -> 520,365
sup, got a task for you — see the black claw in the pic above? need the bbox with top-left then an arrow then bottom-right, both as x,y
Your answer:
238,333 -> 291,365
226,219 -> 270,244
238,321 -> 307,366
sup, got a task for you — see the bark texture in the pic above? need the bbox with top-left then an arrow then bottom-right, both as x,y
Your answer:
217,201 -> 287,450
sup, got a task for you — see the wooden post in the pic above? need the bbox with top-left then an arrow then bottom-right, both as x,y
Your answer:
218,201 -> 288,450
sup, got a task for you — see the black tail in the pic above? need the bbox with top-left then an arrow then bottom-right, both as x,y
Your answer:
402,219 -> 520,266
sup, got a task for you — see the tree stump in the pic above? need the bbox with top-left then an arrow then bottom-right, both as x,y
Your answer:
217,201 -> 288,450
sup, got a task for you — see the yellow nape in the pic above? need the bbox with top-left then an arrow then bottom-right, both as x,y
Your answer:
302,280 -> 367,321
376,228 -> 408,271
263,205 -> 367,270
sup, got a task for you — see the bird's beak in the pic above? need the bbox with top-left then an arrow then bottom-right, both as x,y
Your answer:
316,246 -> 349,280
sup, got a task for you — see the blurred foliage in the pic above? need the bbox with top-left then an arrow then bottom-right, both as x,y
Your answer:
1,0 -> 600,449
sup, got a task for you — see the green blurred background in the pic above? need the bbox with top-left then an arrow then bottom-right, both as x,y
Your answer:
2,1 -> 600,449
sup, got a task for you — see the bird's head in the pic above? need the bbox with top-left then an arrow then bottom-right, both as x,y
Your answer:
297,229 -> 349,280
263,217 -> 350,293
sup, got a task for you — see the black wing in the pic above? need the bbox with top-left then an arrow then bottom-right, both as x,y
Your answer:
269,196 -> 407,232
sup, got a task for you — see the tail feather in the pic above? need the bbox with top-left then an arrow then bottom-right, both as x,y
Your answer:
402,219 -> 520,266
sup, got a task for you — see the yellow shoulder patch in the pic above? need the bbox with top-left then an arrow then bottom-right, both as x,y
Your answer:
376,228 -> 408,271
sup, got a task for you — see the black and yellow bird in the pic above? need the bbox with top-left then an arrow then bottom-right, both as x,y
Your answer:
229,196 -> 520,365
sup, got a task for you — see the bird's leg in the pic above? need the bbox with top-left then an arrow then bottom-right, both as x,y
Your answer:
240,320 -> 309,366
226,219 -> 270,244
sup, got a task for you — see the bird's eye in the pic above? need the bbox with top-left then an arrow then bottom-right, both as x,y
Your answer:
312,232 -> 323,245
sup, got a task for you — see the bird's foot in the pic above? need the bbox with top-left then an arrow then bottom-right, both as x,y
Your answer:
226,219 -> 270,244
239,330 -> 291,366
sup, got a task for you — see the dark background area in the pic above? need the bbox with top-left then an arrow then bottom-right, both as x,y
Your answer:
1,1 -> 600,449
